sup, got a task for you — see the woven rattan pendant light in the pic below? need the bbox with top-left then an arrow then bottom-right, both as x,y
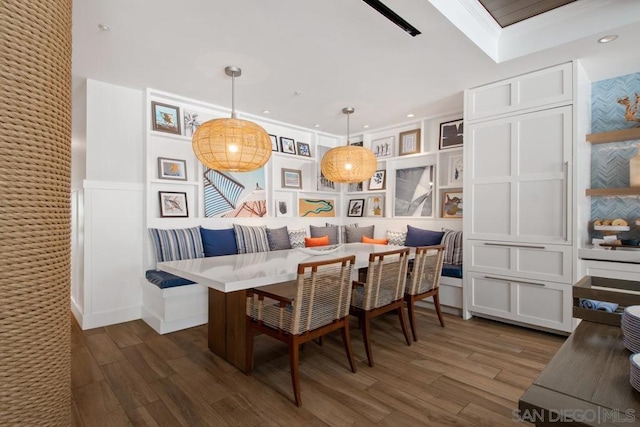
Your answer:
321,107 -> 377,183
192,66 -> 271,172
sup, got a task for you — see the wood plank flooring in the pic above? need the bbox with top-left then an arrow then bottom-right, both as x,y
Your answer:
71,308 -> 565,426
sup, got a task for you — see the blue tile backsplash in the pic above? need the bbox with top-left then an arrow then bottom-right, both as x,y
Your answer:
590,72 -> 640,240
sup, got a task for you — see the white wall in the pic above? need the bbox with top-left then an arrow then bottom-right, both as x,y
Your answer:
71,79 -> 145,329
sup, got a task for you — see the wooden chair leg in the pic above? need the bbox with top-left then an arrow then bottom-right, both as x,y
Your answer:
289,337 -> 302,407
341,320 -> 357,373
433,292 -> 445,327
317,336 -> 324,346
397,305 -> 411,346
361,313 -> 374,367
406,297 -> 418,342
245,320 -> 254,375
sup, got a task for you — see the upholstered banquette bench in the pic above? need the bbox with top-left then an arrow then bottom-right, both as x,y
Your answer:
141,223 -> 463,334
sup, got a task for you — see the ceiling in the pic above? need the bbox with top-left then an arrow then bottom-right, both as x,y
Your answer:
72,0 -> 640,136
478,0 -> 576,27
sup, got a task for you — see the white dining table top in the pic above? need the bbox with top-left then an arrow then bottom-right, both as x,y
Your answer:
157,242 -> 409,293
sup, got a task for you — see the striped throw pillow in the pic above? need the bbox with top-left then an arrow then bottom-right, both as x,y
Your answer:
148,227 -> 204,262
326,222 -> 358,244
233,224 -> 270,254
441,229 -> 463,265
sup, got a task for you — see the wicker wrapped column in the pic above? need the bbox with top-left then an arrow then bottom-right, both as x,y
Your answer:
0,0 -> 72,424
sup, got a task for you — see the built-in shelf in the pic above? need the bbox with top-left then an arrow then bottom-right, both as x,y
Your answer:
586,127 -> 640,144
586,187 -> 640,196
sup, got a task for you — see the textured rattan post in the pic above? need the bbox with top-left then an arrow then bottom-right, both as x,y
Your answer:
0,0 -> 72,424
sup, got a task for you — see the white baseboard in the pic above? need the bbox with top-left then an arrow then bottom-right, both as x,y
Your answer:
75,305 -> 141,330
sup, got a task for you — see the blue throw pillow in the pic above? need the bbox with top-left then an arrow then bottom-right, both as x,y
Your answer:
200,227 -> 238,257
405,225 -> 444,247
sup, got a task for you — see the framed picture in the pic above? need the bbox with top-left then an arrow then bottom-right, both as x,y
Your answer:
297,141 -> 311,157
275,198 -> 293,217
281,168 -> 302,189
299,198 -> 335,217
394,165 -> 434,217
442,190 -> 463,218
151,101 -> 181,135
183,110 -> 202,137
348,182 -> 363,192
269,134 -> 279,152
399,129 -> 421,156
159,191 -> 188,217
440,119 -> 464,150
157,157 -> 187,181
448,155 -> 463,185
366,196 -> 385,217
371,136 -> 394,158
280,137 -> 296,154
368,170 -> 386,190
347,199 -> 365,217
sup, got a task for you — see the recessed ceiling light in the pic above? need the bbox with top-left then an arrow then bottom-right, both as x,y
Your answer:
261,109 -> 270,114
98,23 -> 110,31
598,35 -> 618,43
363,125 -> 370,129
313,124 -> 320,128
407,113 -> 415,118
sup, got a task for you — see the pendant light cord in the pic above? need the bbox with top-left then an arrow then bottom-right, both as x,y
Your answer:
231,72 -> 236,119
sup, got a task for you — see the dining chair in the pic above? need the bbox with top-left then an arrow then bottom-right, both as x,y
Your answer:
245,255 -> 357,407
404,245 -> 445,341
350,247 -> 411,367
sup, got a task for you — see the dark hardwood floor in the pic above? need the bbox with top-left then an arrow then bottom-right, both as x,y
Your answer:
71,308 -> 565,426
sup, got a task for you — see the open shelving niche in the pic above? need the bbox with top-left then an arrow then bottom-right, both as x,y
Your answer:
145,88 -> 463,253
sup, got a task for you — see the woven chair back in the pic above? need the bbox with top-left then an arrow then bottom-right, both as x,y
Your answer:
355,248 -> 410,310
406,245 -> 445,296
290,256 -> 355,334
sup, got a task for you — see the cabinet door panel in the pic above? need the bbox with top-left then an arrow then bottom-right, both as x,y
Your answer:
516,281 -> 571,332
517,63 -> 572,109
468,240 -> 572,283
517,179 -> 564,239
517,108 -> 570,175
471,182 -> 511,236
469,121 -> 512,179
469,275 -> 511,314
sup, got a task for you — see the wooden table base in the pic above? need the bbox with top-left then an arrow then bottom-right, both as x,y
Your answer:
208,288 -> 248,372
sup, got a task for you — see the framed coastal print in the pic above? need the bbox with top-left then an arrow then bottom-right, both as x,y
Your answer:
439,119 -> 464,149
299,198 -> 335,217
441,190 -> 463,218
280,137 -> 296,154
372,136 -> 394,158
366,196 -> 385,217
183,110 -> 202,137
281,168 -> 302,189
151,101 -> 181,135
399,129 -> 421,156
158,157 -> 187,181
270,134 -> 279,151
347,199 -> 365,217
297,141 -> 311,157
159,191 -> 188,217
368,170 -> 386,190
448,155 -> 463,185
394,165 -> 434,217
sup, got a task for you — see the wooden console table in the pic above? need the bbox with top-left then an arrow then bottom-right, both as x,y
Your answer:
519,321 -> 640,426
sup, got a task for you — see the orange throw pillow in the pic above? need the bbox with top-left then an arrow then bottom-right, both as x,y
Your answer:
305,235 -> 329,247
362,235 -> 388,245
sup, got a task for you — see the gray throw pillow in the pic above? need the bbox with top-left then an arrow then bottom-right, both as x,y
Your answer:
310,225 -> 339,245
326,222 -> 358,244
266,226 -> 292,251
346,225 -> 375,243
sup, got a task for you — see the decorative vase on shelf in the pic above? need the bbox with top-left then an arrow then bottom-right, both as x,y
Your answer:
630,143 -> 640,187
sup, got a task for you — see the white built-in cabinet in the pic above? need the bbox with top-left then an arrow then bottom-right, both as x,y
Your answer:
463,62 -> 576,333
